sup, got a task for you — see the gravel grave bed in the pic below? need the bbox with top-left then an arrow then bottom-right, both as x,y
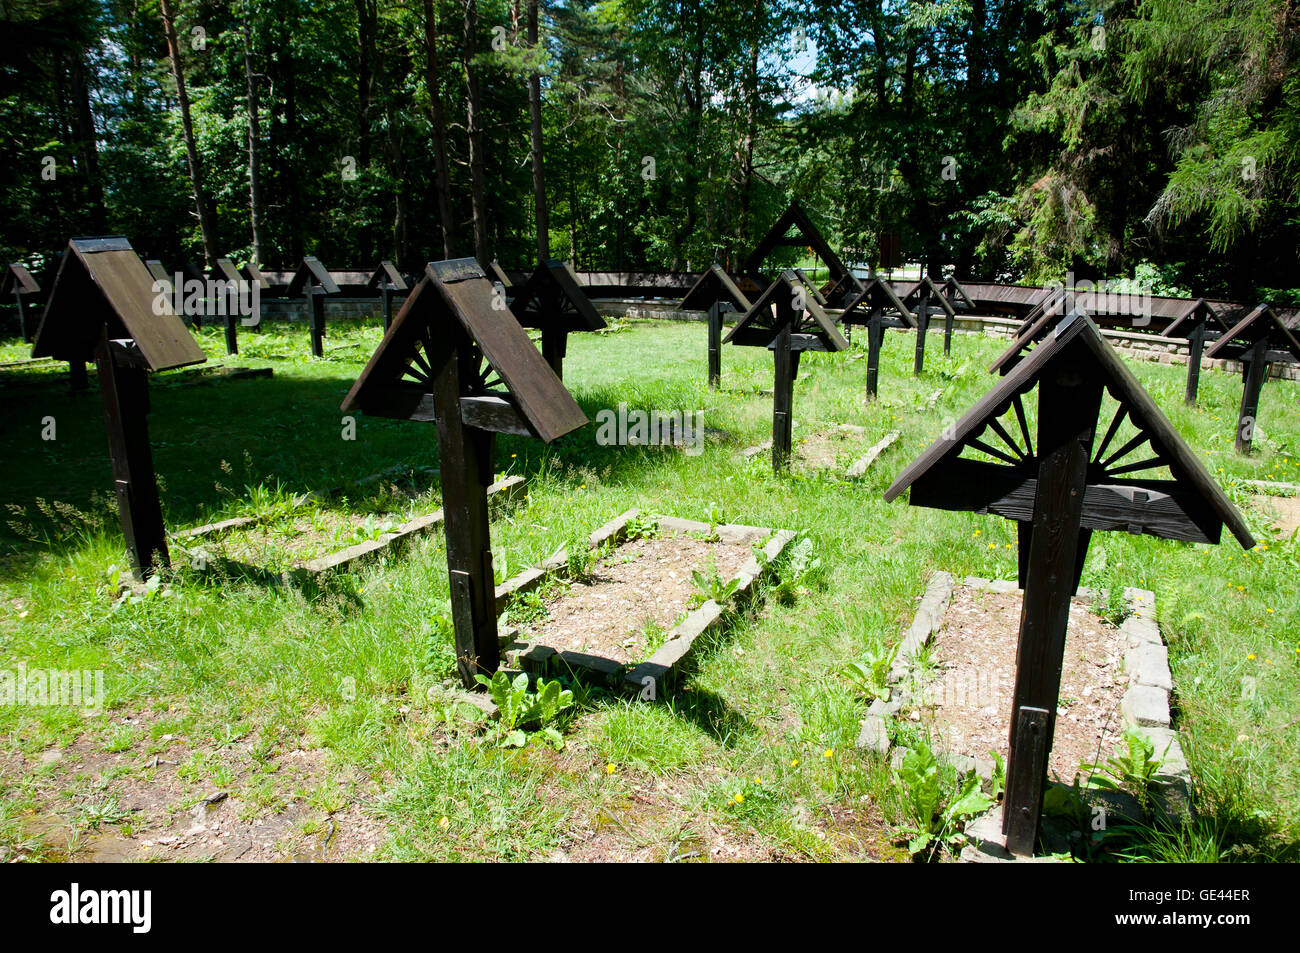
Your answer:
517,532 -> 754,666
1254,494 -> 1300,539
914,584 -> 1128,781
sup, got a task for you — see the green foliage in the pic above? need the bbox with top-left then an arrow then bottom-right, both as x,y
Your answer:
836,642 -> 897,702
473,671 -> 577,751
690,558 -> 740,605
1083,731 -> 1164,813
894,742 -> 993,858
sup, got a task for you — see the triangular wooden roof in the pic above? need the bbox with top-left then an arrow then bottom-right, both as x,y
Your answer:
341,258 -> 588,444
287,256 -> 341,296
211,258 -> 242,283
988,289 -> 1070,373
511,259 -> 606,332
793,268 -> 828,306
2,263 -> 40,296
885,315 -> 1254,547
144,260 -> 171,291
680,264 -> 754,313
901,275 -> 958,319
1204,304 -> 1300,362
941,276 -> 976,310
840,277 -> 917,327
486,260 -> 514,290
367,261 -> 408,291
1159,298 -> 1229,340
724,270 -> 849,351
740,200 -> 864,297
31,237 -> 206,372
240,262 -> 271,289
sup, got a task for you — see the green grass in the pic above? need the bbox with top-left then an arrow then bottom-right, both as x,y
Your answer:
1,314 -> 1298,862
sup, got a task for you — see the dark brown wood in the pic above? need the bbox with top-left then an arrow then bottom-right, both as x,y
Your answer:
772,317 -> 794,472
309,286 -> 325,358
1002,363 -> 1103,855
508,259 -> 605,380
912,284 -> 931,376
707,300 -> 722,389
94,331 -> 169,579
432,327 -> 500,685
1236,338 -> 1268,455
740,201 -> 864,306
32,237 -> 206,372
4,263 -> 41,341
886,314 -> 1258,855
1004,706 -> 1050,854
368,262 -> 408,332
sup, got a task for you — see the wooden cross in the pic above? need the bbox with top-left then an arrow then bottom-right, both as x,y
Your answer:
507,259 -> 606,380
3,263 -> 41,342
902,276 -> 960,372
1159,299 -> 1230,407
31,237 -> 207,579
886,314 -> 1254,856
1204,304 -> 1300,454
342,258 -> 588,687
725,270 -> 849,471
367,261 -> 409,331
740,200 -> 864,308
289,257 -> 341,357
210,258 -> 245,355
839,278 -> 916,400
680,264 -> 757,390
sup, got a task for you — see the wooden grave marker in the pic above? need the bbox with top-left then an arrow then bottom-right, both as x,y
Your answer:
901,275 -> 960,371
210,257 -> 245,354
288,256 -> 341,357
1159,298 -> 1231,407
31,236 -> 207,578
839,277 -> 916,400
680,264 -> 755,389
741,200 -> 864,307
342,258 -> 587,687
725,270 -> 849,471
367,260 -> 409,331
988,287 -> 1070,375
2,263 -> 41,342
884,313 -> 1254,856
508,259 -> 606,380
1204,304 -> 1300,454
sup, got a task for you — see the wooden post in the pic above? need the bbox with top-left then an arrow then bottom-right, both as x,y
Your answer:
1003,364 -> 1103,856
943,299 -> 955,355
866,309 -> 884,401
1236,338 -> 1268,455
223,304 -> 238,356
69,360 -> 89,392
540,326 -> 565,380
433,336 -> 501,687
707,300 -> 722,390
913,287 -> 931,376
93,330 -> 169,579
15,294 -> 34,342
381,285 -> 395,332
1184,320 -> 1205,406
309,286 -> 325,358
772,319 -> 794,473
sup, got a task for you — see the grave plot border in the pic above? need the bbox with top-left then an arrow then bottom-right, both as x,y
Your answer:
493,507 -> 795,691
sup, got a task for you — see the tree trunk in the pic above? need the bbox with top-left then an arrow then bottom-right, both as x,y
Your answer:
527,0 -> 549,260
159,0 -> 218,266
463,0 -> 490,266
243,17 -> 264,265
424,0 -> 456,257
69,50 -> 107,232
355,0 -> 377,262
737,0 -> 763,246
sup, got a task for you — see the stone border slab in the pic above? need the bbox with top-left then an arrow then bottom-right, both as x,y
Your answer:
494,507 -> 795,691
851,572 -> 1193,860
175,475 -> 525,588
846,431 -> 900,479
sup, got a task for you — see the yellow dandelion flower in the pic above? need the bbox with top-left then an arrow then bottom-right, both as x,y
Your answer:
734,793 -> 745,804
790,759 -> 800,768
439,816 -> 449,829
1248,653 -> 1256,660
605,763 -> 616,774
823,748 -> 834,759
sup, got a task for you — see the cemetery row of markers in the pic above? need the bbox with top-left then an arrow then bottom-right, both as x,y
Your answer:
6,205 -> 1284,857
